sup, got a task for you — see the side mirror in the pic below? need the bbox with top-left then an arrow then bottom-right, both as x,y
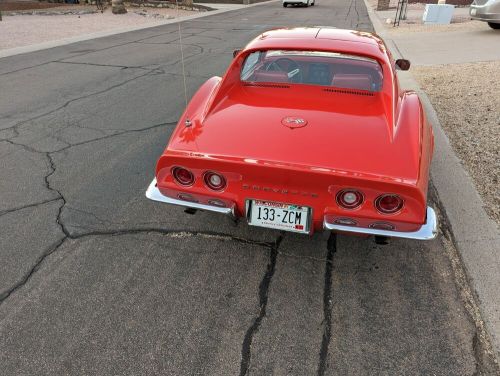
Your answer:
395,59 -> 411,71
233,49 -> 242,58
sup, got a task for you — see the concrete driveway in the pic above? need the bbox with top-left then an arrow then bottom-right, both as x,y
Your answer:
0,1 -> 481,374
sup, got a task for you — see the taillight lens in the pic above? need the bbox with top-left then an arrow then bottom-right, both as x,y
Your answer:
172,166 -> 194,186
375,194 -> 404,214
336,189 -> 364,209
204,171 -> 226,191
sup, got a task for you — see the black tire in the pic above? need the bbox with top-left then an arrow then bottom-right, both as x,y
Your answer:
283,2 -> 287,6
488,22 -> 500,29
311,1 -> 315,5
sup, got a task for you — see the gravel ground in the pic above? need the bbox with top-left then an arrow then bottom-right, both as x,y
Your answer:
369,1 -> 482,33
412,62 -> 500,225
387,18 -> 491,33
0,6 -> 197,50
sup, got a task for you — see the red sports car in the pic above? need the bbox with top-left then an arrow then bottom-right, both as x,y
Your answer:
146,27 -> 437,241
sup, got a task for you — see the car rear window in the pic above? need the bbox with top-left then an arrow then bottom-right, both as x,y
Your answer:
241,50 -> 383,92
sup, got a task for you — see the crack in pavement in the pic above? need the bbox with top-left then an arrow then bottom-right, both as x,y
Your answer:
0,68 -> 156,139
0,28 -> 185,77
0,31 -> 231,302
0,26 -> 213,79
352,0 -> 360,29
0,5 -> 279,76
53,60 -> 160,71
0,233 -> 67,303
44,153 -> 71,238
317,233 -> 336,376
2,116 -> 175,157
239,233 -> 284,376
1,42 -> 207,153
0,198 -> 61,218
69,228 -> 275,247
0,225 -> 278,307
0,119 -> 223,306
52,120 -> 176,153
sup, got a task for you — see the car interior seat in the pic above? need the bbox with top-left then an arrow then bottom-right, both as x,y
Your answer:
306,63 -> 331,86
331,73 -> 374,91
253,70 -> 289,83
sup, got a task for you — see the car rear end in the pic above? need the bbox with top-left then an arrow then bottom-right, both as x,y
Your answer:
470,0 -> 500,26
146,30 -> 437,240
148,152 -> 436,240
283,0 -> 310,7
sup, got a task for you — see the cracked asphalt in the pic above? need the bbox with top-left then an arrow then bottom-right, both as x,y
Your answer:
0,0 -> 484,374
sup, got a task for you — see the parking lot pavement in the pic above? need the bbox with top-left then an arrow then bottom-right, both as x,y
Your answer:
0,0 -> 487,374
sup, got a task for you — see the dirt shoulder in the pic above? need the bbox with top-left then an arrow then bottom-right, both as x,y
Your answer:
412,62 -> 500,225
0,5 -> 199,51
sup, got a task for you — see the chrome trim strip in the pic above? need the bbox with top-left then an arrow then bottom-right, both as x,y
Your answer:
145,178 -> 235,216
323,206 -> 438,240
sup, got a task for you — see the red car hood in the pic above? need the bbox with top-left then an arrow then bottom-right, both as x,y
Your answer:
168,88 -> 421,183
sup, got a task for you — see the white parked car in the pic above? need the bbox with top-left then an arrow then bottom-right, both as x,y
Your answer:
470,0 -> 500,29
283,0 -> 315,7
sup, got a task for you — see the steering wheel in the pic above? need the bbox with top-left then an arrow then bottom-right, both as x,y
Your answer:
265,58 -> 302,83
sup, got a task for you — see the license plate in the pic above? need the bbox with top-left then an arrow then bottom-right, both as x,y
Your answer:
471,8 -> 476,15
247,199 -> 311,234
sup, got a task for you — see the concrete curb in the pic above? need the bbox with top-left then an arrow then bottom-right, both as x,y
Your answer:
363,0 -> 500,368
0,0 -> 279,59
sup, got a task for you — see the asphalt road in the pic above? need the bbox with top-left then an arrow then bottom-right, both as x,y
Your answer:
0,0 -> 479,374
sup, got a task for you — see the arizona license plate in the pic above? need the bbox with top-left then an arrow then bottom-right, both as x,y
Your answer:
247,200 -> 311,234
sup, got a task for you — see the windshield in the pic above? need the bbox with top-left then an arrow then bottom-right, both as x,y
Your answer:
241,50 -> 383,92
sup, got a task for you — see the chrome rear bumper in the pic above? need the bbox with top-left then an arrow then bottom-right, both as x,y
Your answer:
323,207 -> 438,240
147,178 -> 437,240
470,4 -> 500,22
145,179 -> 235,216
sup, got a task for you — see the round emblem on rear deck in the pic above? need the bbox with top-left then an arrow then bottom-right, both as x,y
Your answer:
282,117 -> 307,129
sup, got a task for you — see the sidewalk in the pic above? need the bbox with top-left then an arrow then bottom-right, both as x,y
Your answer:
365,1 -> 500,371
373,4 -> 500,64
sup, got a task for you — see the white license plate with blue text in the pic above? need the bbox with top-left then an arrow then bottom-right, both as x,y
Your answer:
247,200 -> 311,234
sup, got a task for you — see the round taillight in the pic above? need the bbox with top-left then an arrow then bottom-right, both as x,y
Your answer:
204,171 -> 226,191
172,166 -> 194,186
336,189 -> 364,210
375,194 -> 404,214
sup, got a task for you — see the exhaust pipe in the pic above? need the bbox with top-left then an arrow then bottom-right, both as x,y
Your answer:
374,235 -> 390,245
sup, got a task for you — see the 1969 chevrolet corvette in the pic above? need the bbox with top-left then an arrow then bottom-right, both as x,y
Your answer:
146,27 -> 438,241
